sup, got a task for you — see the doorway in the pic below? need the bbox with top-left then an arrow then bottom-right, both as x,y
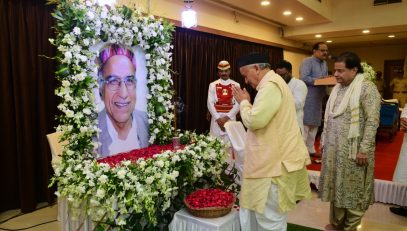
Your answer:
383,59 -> 404,99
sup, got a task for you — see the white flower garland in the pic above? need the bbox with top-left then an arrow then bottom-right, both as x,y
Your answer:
49,1 -> 232,229
361,62 -> 376,82
51,0 -> 174,159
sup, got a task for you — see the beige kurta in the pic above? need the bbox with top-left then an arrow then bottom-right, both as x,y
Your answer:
319,80 -> 381,210
239,70 -> 311,214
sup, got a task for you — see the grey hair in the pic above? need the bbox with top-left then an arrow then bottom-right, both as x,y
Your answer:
257,63 -> 271,70
243,63 -> 271,70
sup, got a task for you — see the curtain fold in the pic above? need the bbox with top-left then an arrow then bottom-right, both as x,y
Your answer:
172,27 -> 283,133
0,0 -> 58,213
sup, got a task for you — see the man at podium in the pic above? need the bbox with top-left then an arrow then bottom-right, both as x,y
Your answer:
300,42 -> 329,158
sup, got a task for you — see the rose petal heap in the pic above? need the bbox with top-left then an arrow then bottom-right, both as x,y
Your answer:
97,144 -> 181,167
185,188 -> 235,209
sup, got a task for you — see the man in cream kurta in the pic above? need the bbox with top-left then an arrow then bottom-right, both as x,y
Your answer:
232,53 -> 311,231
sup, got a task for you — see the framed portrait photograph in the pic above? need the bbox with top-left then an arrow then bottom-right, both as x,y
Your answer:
91,43 -> 149,157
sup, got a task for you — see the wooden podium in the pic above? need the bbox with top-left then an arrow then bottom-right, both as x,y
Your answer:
314,76 -> 337,85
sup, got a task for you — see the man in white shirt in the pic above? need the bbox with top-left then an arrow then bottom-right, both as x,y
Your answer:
207,60 -> 240,166
275,60 -> 308,134
390,104 -> 407,217
207,60 -> 240,136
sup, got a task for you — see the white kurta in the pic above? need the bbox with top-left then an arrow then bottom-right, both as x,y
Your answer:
287,78 -> 308,134
393,104 -> 407,183
106,113 -> 140,155
207,78 -> 240,137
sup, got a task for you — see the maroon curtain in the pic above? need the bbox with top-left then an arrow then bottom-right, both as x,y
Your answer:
0,0 -> 58,213
172,27 -> 283,133
0,1 -> 283,213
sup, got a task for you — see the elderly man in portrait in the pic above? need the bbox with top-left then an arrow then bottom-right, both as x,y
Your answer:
97,44 -> 149,157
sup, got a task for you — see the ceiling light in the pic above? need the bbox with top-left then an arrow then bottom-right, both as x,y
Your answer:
283,11 -> 292,16
260,1 -> 270,6
362,29 -> 370,34
181,1 -> 197,28
296,17 -> 303,21
388,34 -> 395,38
326,40 -> 332,43
315,34 -> 322,38
95,0 -> 116,6
181,9 -> 197,28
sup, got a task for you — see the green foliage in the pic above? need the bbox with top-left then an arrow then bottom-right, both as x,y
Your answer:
49,1 -> 236,230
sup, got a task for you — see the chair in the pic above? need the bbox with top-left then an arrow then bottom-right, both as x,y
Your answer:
46,131 -> 65,170
377,101 -> 399,140
46,131 -> 69,226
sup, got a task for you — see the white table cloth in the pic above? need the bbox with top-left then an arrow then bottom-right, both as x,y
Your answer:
224,121 -> 246,185
307,169 -> 407,206
169,208 -> 240,231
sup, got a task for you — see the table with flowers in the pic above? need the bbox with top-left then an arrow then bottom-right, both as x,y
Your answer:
49,1 -> 239,230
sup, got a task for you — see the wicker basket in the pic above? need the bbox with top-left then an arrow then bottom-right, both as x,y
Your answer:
184,198 -> 235,218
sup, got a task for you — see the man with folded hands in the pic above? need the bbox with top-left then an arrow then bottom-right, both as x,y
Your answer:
233,53 -> 311,231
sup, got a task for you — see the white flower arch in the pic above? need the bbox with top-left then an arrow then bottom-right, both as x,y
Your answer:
49,1 -> 230,229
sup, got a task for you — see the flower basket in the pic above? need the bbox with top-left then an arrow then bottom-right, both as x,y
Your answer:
184,188 -> 235,218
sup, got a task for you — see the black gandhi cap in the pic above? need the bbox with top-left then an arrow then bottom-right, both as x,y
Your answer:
237,53 -> 269,68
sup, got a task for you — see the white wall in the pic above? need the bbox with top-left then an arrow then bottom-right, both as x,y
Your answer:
119,0 -> 305,50
329,44 -> 407,74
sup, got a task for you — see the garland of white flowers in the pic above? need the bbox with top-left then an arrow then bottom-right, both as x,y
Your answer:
51,132 -> 227,229
48,0 -> 233,229
361,62 -> 376,82
50,0 -> 175,160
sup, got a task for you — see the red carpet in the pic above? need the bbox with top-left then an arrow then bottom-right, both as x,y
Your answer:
306,131 -> 404,181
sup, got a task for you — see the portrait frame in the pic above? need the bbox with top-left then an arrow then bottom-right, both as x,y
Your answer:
49,1 -> 231,229
51,0 -> 177,226
92,42 -> 151,157
52,1 -> 175,162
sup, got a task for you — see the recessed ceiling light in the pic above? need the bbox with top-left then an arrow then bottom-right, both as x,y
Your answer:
315,34 -> 322,38
296,17 -> 303,21
260,1 -> 270,6
362,29 -> 370,34
326,40 -> 332,43
283,11 -> 292,16
388,34 -> 395,38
